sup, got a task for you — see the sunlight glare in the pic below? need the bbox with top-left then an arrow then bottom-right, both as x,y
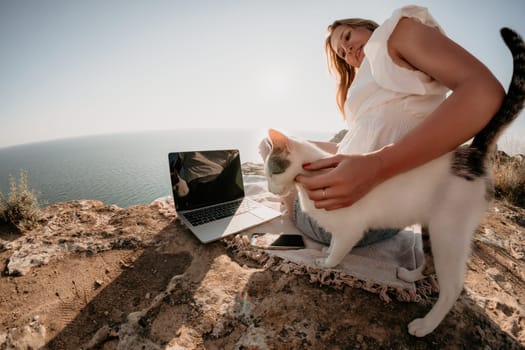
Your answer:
256,66 -> 291,99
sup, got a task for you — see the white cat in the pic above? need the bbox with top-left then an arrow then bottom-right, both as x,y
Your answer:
263,28 -> 525,337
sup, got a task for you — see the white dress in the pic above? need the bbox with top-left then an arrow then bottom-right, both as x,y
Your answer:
337,5 -> 449,154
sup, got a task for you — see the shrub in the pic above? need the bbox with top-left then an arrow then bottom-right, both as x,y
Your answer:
0,192 -> 5,222
492,152 -> 525,208
0,169 -> 41,230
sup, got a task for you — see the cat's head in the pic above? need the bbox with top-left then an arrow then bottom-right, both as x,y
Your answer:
264,129 -> 311,195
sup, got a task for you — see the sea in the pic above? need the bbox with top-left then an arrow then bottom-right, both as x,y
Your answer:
0,129 -> 334,208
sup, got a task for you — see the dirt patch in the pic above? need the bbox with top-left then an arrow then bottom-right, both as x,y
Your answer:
0,197 -> 523,349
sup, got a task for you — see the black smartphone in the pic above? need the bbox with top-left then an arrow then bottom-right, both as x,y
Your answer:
250,233 -> 305,250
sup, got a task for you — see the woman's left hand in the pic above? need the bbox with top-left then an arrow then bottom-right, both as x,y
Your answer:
295,152 -> 383,210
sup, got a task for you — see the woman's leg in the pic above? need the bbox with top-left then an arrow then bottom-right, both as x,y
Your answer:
293,199 -> 332,245
292,198 -> 399,247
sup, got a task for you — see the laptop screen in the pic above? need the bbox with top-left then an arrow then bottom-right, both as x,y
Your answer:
168,150 -> 245,211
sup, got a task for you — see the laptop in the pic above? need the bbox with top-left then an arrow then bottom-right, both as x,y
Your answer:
168,149 -> 281,243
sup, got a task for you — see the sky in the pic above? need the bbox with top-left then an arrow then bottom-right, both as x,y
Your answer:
1,0 -> 525,151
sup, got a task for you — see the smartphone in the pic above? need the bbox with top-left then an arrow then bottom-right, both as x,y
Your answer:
250,233 -> 305,250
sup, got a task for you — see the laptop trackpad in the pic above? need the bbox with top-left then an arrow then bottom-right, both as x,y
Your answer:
249,206 -> 281,220
232,212 -> 265,228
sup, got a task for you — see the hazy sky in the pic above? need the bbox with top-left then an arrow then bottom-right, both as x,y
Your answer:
1,0 -> 524,149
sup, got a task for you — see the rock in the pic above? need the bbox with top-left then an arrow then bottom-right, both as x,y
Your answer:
0,317 -> 46,350
0,197 -> 523,349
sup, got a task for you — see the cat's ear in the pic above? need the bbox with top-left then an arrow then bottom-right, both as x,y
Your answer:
268,129 -> 290,151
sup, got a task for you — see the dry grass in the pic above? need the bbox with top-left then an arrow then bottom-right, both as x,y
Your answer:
492,152 -> 525,208
0,169 -> 41,231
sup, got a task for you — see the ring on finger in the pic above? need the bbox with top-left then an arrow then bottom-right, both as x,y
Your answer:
322,188 -> 327,199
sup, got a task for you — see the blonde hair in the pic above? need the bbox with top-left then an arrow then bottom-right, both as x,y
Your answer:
325,18 -> 379,118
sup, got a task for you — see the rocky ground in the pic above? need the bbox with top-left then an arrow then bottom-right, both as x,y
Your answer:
0,166 -> 523,349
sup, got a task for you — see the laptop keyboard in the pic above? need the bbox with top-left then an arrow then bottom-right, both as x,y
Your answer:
183,199 -> 257,226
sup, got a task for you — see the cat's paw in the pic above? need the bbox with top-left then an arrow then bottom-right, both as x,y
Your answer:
315,258 -> 329,268
397,267 -> 424,282
315,257 -> 339,269
408,317 -> 436,337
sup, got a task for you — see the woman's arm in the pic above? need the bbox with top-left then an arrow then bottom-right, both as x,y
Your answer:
296,17 -> 505,210
378,17 -> 505,180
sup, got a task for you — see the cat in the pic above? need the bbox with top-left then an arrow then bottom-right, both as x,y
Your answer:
263,28 -> 525,337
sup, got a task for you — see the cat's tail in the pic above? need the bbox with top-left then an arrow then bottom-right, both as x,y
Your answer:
471,28 -> 525,154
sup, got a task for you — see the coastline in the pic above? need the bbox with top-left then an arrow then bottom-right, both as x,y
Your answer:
1,142 -> 524,348
0,192 -> 523,348
0,129 -> 334,208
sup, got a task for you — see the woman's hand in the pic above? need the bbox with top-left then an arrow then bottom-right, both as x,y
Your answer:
295,152 -> 383,210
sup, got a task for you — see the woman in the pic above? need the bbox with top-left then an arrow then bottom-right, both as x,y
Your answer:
297,5 -> 504,208
281,5 -> 504,245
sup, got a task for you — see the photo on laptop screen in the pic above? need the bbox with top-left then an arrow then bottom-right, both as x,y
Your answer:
169,150 -> 244,211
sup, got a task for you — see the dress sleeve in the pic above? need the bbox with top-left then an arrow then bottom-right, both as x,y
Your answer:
363,5 -> 448,96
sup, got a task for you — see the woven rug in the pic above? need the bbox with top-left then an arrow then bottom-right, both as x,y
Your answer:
225,175 -> 439,303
